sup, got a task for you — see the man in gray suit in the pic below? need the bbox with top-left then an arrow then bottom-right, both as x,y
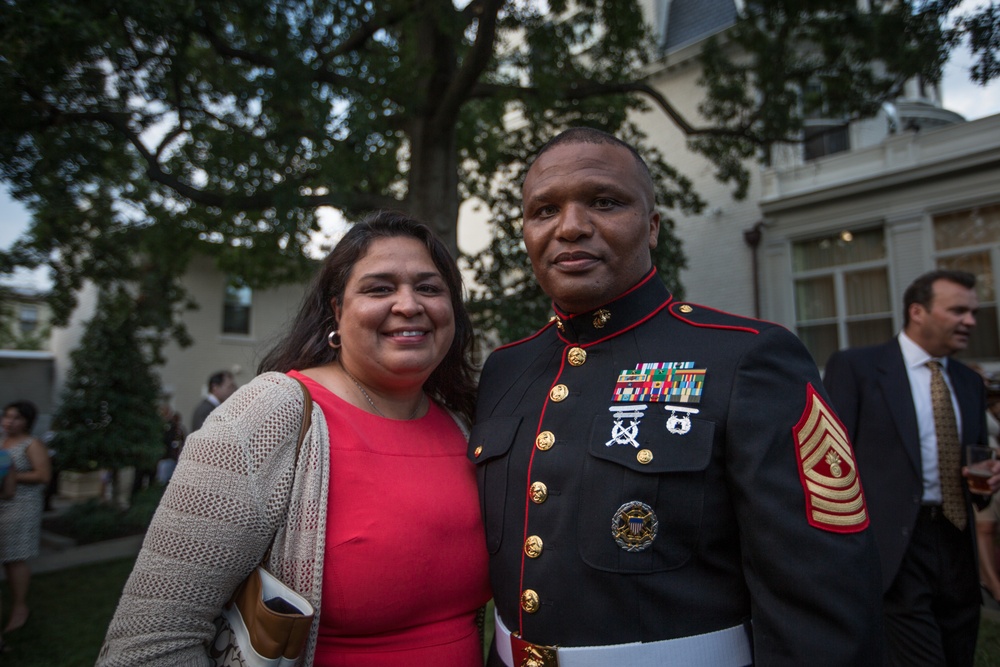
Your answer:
824,269 -> 998,667
190,370 -> 237,433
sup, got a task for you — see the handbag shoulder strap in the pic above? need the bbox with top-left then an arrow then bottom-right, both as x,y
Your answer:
291,378 -> 313,454
261,377 -> 313,564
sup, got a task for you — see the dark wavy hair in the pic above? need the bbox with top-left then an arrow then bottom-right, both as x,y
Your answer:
258,210 -> 477,423
4,400 -> 38,431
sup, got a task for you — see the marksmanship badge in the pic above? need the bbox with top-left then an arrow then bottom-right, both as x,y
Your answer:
793,384 -> 869,533
606,405 -> 647,447
665,405 -> 700,435
612,501 -> 658,551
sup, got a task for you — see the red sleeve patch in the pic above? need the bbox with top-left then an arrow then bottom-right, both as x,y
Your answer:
793,384 -> 869,533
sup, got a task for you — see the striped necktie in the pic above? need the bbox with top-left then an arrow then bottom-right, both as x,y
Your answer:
928,360 -> 966,530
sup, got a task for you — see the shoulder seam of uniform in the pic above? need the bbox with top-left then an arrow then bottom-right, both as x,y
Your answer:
668,302 -> 762,335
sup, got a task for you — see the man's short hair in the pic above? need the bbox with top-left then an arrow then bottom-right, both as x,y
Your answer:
903,269 -> 976,327
208,371 -> 233,391
530,127 -> 654,191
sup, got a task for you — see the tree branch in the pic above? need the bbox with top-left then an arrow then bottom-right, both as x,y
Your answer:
326,6 -> 408,58
469,80 -> 725,137
193,21 -> 279,70
22,85 -> 400,215
459,0 -> 492,23
434,0 -> 506,134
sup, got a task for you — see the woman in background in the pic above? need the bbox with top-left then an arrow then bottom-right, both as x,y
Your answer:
98,211 -> 490,666
0,443 -> 16,653
975,379 -> 1000,603
0,400 -> 52,635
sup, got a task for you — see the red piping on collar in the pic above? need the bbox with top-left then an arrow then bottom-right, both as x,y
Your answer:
493,318 -> 559,352
556,294 -> 673,347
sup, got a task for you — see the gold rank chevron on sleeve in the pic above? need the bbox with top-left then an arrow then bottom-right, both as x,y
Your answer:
793,384 -> 869,533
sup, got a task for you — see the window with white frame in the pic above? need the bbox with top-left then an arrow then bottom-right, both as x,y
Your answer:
934,204 -> 1000,360
222,282 -> 252,335
18,305 -> 38,335
792,227 -> 893,366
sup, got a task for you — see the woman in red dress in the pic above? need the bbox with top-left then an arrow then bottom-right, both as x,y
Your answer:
98,211 -> 490,666
276,211 -> 491,666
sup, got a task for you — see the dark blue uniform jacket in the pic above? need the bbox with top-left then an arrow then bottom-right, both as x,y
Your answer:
470,270 -> 883,666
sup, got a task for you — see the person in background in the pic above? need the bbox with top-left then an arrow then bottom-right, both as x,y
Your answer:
973,372 -> 1000,604
984,374 -> 1000,449
42,432 -> 58,512
97,211 -> 490,666
190,370 -> 237,432
473,127 -> 882,667
0,400 -> 52,635
825,269 -> 995,667
0,450 -> 16,499
154,398 -> 186,485
0,446 -> 13,654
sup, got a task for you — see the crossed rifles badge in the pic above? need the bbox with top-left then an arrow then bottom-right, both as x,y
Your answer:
608,361 -> 707,446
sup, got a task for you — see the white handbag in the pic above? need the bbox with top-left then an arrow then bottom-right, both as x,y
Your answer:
209,567 -> 315,667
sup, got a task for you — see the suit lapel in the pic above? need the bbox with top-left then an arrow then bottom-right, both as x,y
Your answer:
947,361 -> 980,444
876,340 -> 922,474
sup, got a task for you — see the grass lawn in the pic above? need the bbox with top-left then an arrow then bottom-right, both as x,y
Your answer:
1,558 -> 134,667
6,556 -> 1000,666
981,613 -> 1000,667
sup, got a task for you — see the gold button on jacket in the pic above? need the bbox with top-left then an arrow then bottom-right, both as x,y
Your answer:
524,535 -> 544,558
530,481 -> 548,504
535,431 -> 555,451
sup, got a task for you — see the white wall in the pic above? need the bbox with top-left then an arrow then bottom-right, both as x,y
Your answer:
635,46 -> 764,316
48,255 -> 309,432
156,255 -> 307,430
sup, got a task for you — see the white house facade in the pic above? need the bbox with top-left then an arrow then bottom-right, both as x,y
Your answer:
634,0 -> 1000,371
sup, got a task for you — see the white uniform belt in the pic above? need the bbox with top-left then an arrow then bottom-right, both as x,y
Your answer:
495,610 -> 752,667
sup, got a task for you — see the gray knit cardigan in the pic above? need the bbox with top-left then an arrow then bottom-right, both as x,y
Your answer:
96,372 -> 330,667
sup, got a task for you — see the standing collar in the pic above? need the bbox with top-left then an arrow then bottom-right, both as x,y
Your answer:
551,270 -> 673,345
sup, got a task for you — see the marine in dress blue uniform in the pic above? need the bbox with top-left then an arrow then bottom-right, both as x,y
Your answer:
470,129 -> 883,667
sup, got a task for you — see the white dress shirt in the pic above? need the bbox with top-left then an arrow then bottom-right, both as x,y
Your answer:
899,331 -> 964,504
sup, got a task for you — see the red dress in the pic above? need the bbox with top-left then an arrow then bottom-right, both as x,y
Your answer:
290,372 -> 491,666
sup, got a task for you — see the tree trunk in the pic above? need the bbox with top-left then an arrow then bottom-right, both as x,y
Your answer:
402,3 -> 463,258
408,123 -> 461,257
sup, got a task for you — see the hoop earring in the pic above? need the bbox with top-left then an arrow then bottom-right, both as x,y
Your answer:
327,330 -> 342,349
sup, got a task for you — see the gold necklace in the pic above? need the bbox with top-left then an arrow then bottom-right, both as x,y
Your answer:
341,367 -> 422,420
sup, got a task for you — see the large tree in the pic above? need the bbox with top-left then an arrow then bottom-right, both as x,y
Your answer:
0,0 -> 995,342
